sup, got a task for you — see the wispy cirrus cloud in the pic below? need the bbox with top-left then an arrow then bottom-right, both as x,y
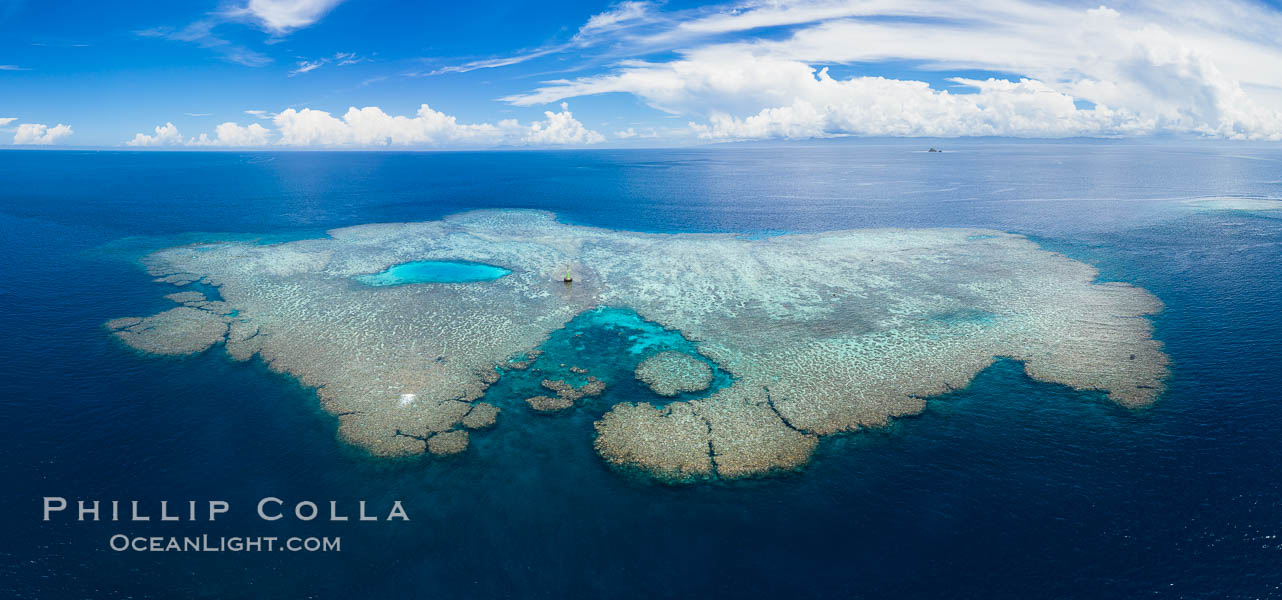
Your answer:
334,52 -> 364,66
576,1 -> 654,35
289,52 -> 368,76
417,50 -> 561,77
417,1 -> 659,76
290,60 -> 324,76
30,41 -> 90,48
135,20 -> 271,67
0,64 -> 31,71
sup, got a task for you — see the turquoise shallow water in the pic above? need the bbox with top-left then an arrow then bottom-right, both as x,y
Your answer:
354,260 -> 512,286
1,141 -> 1281,598
491,306 -> 734,411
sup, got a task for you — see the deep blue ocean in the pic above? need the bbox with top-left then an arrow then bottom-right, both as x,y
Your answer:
2,140 -> 1280,598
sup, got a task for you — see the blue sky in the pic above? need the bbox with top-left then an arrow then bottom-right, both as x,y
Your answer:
4,0 -> 1282,148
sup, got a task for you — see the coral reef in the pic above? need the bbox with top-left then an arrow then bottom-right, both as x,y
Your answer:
525,395 -> 573,413
426,430 -> 469,455
540,376 -> 605,401
109,210 -> 1168,479
526,375 -> 605,412
634,351 -> 713,396
106,307 -> 229,355
461,402 -> 499,429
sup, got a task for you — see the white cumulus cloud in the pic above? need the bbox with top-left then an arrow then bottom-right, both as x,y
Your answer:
613,127 -> 661,139
126,122 -> 183,146
126,104 -> 604,148
520,103 -> 606,144
689,73 -> 1156,140
127,121 -> 272,147
13,123 -> 74,145
190,122 -> 273,146
0,117 -> 16,127
273,104 -> 505,146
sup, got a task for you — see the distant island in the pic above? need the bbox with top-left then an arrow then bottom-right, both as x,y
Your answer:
107,210 -> 1168,482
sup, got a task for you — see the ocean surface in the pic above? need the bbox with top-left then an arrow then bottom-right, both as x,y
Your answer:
1,140 -> 1280,598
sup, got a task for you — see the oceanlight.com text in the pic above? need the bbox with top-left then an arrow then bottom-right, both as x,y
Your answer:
109,534 -> 341,552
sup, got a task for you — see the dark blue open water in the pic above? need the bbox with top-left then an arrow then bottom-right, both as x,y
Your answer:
1,141 -> 1280,598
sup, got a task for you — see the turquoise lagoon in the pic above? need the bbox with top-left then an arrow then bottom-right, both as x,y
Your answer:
493,306 -> 735,406
354,260 -> 512,285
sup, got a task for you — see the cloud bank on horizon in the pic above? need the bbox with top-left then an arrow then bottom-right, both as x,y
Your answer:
125,103 -> 604,147
500,0 -> 1282,142
6,0 -> 1282,147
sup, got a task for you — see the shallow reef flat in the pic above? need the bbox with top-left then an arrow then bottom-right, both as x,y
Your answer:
109,210 -> 1169,481
1182,196 -> 1282,211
